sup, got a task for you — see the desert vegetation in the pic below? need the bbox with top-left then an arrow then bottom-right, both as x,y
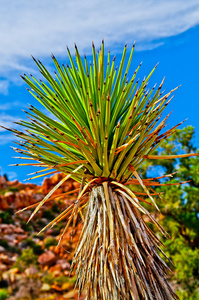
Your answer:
1,42 -> 199,299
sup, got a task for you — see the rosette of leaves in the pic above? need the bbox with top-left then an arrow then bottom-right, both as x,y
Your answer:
4,41 -> 199,299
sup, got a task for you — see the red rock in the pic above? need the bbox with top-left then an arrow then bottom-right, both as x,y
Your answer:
0,176 -> 8,188
63,270 -> 70,276
25,265 -> 38,276
14,226 -> 24,234
0,253 -> 10,264
42,177 -> 52,194
46,228 -> 54,235
51,173 -> 63,185
4,191 -> 15,205
33,193 -> 43,202
52,245 -> 60,255
56,259 -> 71,271
2,235 -> 18,247
10,254 -> 18,263
17,234 -> 28,242
38,250 -> 56,266
4,227 -> 14,235
43,265 -> 48,271
0,246 -> 5,252
73,181 -> 81,189
0,263 -> 7,271
0,224 -> 9,232
0,196 -> 9,210
49,264 -> 62,276
41,173 -> 78,195
9,179 -> 19,186
5,267 -> 19,282
8,224 -> 15,230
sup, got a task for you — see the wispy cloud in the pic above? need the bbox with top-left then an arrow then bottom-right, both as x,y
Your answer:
0,0 -> 198,96
0,113 -> 20,144
1,1 -> 199,70
0,113 -> 20,132
0,134 -> 17,145
0,101 -> 23,110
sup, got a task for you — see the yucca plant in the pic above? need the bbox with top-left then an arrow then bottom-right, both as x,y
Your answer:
3,41 -> 199,299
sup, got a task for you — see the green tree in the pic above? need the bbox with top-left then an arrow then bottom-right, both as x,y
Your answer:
142,126 -> 199,299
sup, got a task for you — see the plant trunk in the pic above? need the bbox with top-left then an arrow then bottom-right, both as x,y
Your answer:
72,183 -> 178,300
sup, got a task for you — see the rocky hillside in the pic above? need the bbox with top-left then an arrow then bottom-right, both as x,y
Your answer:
0,174 -> 85,300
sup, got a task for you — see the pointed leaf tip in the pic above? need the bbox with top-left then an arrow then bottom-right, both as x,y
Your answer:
31,55 -> 36,62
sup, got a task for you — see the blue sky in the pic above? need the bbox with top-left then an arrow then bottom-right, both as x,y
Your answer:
0,0 -> 199,183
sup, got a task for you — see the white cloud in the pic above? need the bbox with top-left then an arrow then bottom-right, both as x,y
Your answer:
0,0 -> 199,84
0,114 -> 21,142
0,101 -> 23,110
0,134 -> 17,145
1,1 -> 199,56
0,113 -> 18,130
